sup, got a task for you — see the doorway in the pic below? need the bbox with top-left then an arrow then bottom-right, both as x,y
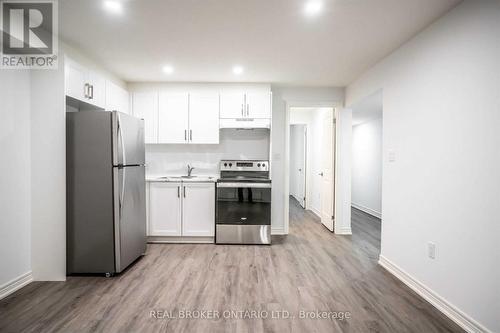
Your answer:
350,90 -> 383,252
287,107 -> 336,232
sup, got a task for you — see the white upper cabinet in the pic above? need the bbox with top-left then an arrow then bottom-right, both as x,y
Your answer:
245,92 -> 271,119
189,93 -> 220,144
220,92 -> 245,119
182,183 -> 215,237
65,57 -> 115,110
65,60 -> 87,101
105,80 -> 129,114
220,91 -> 271,120
132,92 -> 158,144
88,71 -> 105,109
158,92 -> 189,144
149,182 -> 182,236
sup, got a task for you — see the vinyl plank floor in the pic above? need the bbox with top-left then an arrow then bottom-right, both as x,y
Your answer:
0,198 -> 463,332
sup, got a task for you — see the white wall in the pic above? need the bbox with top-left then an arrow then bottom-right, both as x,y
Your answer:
146,129 -> 270,176
273,87 -> 344,233
351,117 -> 382,217
346,0 -> 499,331
0,71 -> 32,291
290,107 -> 332,216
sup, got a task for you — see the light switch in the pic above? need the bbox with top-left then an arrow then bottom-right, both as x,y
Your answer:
388,149 -> 396,162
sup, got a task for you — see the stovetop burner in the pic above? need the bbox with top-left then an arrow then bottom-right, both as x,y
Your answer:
218,160 -> 271,183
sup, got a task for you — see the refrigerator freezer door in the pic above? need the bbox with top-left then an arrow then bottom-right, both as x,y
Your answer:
114,165 -> 147,272
113,111 -> 146,166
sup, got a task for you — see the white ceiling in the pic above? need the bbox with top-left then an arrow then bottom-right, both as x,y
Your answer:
352,90 -> 383,125
59,0 -> 460,85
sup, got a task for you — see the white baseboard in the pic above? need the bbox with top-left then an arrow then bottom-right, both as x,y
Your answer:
148,236 -> 214,244
351,202 -> 381,219
0,271 -> 33,301
310,207 -> 321,219
378,256 -> 490,333
335,226 -> 352,235
271,227 -> 287,235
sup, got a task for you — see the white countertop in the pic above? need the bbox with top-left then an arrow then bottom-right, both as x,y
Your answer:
146,174 -> 218,183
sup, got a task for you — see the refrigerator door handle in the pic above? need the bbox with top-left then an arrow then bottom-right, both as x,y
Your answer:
118,114 -> 126,166
120,167 -> 126,219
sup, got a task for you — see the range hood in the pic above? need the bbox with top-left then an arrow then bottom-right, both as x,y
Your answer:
219,118 -> 271,129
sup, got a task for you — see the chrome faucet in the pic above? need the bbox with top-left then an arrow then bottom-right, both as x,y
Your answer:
187,164 -> 195,177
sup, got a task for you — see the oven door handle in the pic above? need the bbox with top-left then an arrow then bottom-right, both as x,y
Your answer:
217,182 -> 271,188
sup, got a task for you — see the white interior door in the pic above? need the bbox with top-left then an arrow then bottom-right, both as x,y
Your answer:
158,92 -> 189,144
297,126 -> 307,208
290,124 -> 307,208
320,109 -> 335,231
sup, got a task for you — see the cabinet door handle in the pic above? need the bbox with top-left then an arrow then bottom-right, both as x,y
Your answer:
241,104 -> 244,117
177,186 -> 180,198
184,130 -> 187,141
246,104 -> 249,117
84,83 -> 89,98
89,85 -> 94,100
190,130 -> 192,142
183,186 -> 186,198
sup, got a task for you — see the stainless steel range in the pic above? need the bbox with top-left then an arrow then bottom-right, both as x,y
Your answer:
216,160 -> 271,245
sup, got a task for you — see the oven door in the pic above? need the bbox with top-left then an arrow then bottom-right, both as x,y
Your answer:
216,182 -> 271,225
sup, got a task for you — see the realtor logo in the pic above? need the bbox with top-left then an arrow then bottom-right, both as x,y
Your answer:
1,0 -> 58,69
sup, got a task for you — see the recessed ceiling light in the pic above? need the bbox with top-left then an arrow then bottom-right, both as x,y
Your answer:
304,1 -> 322,16
232,65 -> 244,75
104,0 -> 123,14
162,65 -> 174,75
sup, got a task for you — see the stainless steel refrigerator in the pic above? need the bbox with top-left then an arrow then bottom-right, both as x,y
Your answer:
66,111 -> 146,275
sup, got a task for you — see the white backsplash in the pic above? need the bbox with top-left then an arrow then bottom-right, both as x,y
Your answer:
146,129 -> 270,176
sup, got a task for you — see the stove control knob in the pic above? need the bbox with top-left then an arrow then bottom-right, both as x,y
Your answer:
224,163 -> 227,167
262,163 -> 266,167
229,163 -> 232,167
257,163 -> 261,167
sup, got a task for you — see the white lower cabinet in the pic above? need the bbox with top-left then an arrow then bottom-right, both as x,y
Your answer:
148,182 -> 215,238
182,183 -> 215,236
149,182 -> 182,236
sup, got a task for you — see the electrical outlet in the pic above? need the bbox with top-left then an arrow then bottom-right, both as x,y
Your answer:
428,242 -> 436,259
388,149 -> 396,162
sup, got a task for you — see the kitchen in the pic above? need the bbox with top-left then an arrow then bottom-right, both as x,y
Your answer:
66,72 -> 275,274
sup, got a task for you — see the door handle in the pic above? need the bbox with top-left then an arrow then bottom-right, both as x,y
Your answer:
319,172 -> 324,176
241,104 -> 244,117
84,83 -> 89,98
183,186 -> 186,198
246,104 -> 249,117
177,186 -> 180,198
298,168 -> 302,171
89,85 -> 94,100
190,130 -> 192,142
184,130 -> 187,142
